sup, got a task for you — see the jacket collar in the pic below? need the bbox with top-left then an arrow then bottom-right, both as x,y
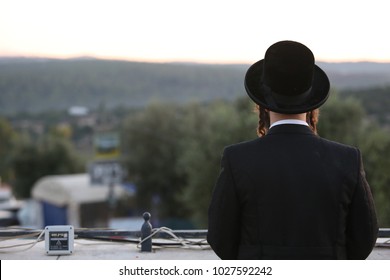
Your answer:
267,124 -> 315,136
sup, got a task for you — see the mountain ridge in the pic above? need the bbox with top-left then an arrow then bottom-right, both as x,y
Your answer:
1,57 -> 389,115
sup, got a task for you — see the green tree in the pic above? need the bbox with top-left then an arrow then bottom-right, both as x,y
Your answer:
121,102 -> 188,224
319,92 -> 390,227
11,134 -> 84,198
357,126 -> 390,226
317,91 -> 365,144
177,99 -> 257,227
0,117 -> 18,183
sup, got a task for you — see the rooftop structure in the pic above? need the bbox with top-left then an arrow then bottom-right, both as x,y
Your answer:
1,216 -> 389,260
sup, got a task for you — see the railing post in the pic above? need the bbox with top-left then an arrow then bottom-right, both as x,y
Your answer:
141,212 -> 152,252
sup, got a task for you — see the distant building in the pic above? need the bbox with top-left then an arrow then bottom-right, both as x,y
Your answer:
30,174 -> 126,228
68,106 -> 89,116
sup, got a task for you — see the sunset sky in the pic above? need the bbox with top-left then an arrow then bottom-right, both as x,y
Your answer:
1,0 -> 389,63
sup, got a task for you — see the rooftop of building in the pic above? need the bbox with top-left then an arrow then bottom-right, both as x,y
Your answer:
0,228 -> 389,260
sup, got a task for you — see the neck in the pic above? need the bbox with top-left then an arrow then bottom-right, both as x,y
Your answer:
269,111 -> 307,126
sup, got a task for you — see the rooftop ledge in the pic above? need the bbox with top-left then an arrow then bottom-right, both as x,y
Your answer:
0,228 -> 389,260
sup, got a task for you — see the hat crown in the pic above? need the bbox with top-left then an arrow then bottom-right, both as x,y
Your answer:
263,41 -> 315,97
244,40 -> 330,114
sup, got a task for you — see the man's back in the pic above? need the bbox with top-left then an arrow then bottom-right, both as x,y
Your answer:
207,124 -> 378,259
208,40 -> 378,260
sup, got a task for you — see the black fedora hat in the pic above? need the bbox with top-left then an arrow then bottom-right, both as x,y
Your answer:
245,40 -> 330,114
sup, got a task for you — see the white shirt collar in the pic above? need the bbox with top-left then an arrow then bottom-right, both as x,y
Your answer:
270,119 -> 309,129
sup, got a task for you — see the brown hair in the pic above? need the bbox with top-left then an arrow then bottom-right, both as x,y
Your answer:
306,109 -> 319,135
255,105 -> 319,137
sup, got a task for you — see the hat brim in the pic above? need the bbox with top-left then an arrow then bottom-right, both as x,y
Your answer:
244,59 -> 330,114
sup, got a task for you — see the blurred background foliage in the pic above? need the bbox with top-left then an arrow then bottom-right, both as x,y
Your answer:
1,83 -> 390,228
119,93 -> 390,228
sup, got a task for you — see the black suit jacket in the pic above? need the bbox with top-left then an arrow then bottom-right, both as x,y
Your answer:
207,124 -> 378,259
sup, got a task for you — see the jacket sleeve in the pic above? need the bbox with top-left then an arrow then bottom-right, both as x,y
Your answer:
346,149 -> 378,259
207,148 -> 241,259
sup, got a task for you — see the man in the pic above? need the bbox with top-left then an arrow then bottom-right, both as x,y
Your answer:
207,40 -> 378,259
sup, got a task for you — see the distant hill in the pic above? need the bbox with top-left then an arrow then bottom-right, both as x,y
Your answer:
318,62 -> 390,89
1,57 -> 390,115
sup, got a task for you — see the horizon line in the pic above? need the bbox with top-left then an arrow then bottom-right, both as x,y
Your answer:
1,54 -> 390,65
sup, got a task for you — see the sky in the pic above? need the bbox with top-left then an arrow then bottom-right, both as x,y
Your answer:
0,0 -> 389,64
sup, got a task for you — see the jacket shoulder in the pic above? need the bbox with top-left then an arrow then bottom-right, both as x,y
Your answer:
223,138 -> 263,157
319,137 -> 360,157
